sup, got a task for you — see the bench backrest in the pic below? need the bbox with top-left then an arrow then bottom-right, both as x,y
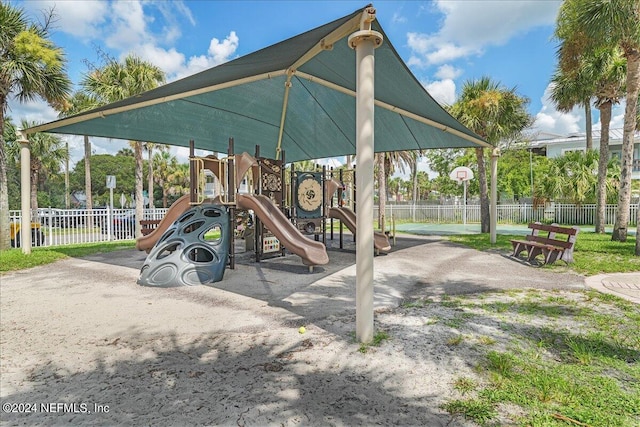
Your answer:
527,222 -> 579,249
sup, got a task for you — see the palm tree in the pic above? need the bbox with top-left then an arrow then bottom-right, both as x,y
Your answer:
557,0 -> 640,243
6,120 -> 67,216
82,55 -> 165,237
587,48 -> 626,232
549,67 -> 594,151
153,150 -> 178,208
144,142 -> 168,209
0,3 -> 71,249
375,150 -> 415,231
166,162 -> 190,204
449,77 -> 533,233
60,91 -> 99,220
554,6 -> 628,234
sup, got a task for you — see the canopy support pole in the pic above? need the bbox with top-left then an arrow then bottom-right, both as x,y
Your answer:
18,131 -> 31,254
275,70 -> 294,160
349,6 -> 383,344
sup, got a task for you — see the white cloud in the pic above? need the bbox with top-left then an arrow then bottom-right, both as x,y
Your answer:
208,32 -> 239,64
435,0 -> 560,47
105,1 -> 152,50
132,44 -> 186,78
173,32 -> 239,80
24,0 -> 108,39
391,11 -> 407,24
423,79 -> 456,106
6,97 -> 59,126
434,64 -> 462,80
407,0 -> 561,67
531,84 -> 581,135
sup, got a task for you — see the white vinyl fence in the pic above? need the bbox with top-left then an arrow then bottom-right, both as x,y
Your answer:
8,203 -> 636,248
9,208 -> 169,248
376,203 -> 633,226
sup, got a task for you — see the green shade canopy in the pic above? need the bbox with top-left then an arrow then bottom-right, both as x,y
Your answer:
28,5 -> 488,162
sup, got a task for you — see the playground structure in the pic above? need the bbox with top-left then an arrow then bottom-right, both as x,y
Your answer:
136,140 -> 390,287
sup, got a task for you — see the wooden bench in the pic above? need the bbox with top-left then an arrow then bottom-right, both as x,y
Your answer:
510,222 -> 579,265
140,219 -> 161,236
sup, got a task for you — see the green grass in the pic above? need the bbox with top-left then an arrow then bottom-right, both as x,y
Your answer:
436,290 -> 640,426
357,330 -> 391,353
0,241 -> 136,273
448,231 -> 640,275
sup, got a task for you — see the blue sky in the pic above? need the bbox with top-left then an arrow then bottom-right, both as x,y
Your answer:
8,0 -> 628,167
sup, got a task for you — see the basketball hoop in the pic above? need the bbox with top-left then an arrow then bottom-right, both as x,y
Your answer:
449,166 -> 474,183
448,166 -> 474,226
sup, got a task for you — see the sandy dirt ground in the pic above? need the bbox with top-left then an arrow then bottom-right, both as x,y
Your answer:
0,235 -> 587,426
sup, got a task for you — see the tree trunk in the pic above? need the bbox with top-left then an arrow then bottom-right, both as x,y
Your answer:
595,102 -> 611,233
148,147 -> 154,209
613,51 -> 640,242
411,159 -> 418,221
376,154 -> 386,232
30,166 -> 38,222
584,102 -> 593,151
636,200 -> 640,256
135,141 -> 144,238
475,147 -> 489,233
84,135 -> 93,228
0,105 -> 9,250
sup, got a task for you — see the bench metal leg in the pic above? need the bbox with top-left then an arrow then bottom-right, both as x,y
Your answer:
511,241 -> 526,258
527,246 -> 543,262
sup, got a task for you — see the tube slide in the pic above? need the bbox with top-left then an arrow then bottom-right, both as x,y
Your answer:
237,194 -> 329,266
328,206 -> 391,252
135,194 -> 193,252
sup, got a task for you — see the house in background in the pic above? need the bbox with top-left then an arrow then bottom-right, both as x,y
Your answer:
529,128 -> 640,180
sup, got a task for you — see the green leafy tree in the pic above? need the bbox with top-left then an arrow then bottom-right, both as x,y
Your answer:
0,3 -> 71,249
536,150 -> 619,206
153,151 -> 179,208
6,120 -> 67,216
82,54 -> 165,236
70,154 -> 136,206
557,0 -> 640,244
387,176 -> 403,201
144,142 -> 169,208
554,9 -> 627,233
166,162 -> 190,205
449,77 -> 533,233
60,91 -> 100,213
375,150 -> 416,230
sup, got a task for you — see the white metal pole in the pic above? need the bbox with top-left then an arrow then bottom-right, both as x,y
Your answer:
463,180 -> 467,226
18,131 -> 31,254
349,7 -> 383,344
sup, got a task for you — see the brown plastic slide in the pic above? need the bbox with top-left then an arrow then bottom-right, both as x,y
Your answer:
328,206 -> 391,252
237,193 -> 329,266
135,194 -> 193,252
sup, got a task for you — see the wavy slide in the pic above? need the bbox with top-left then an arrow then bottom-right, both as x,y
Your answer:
328,206 -> 391,252
237,194 -> 329,266
135,194 -> 193,252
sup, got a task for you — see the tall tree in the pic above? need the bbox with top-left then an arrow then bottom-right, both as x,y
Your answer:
153,151 -> 179,208
587,48 -> 626,232
449,77 -> 533,232
82,55 -> 165,237
60,91 -> 99,216
554,5 -> 628,234
558,0 -> 640,243
0,3 -> 71,249
144,142 -> 168,209
375,150 -> 415,231
6,120 -> 67,216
